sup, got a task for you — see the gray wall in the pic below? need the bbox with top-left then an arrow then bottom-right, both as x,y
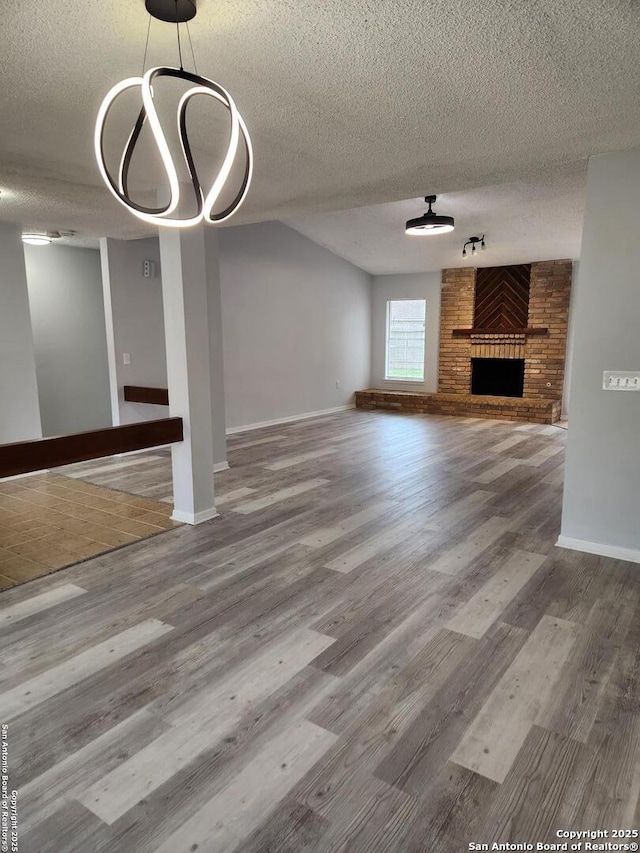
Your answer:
24,244 -> 111,436
371,273 -> 442,393
219,221 -> 372,430
100,237 -> 168,425
97,224 -> 372,432
561,149 -> 640,556
205,229 -> 228,463
0,222 -> 42,443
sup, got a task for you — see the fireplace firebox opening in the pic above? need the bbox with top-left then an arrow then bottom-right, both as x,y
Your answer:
471,358 -> 525,398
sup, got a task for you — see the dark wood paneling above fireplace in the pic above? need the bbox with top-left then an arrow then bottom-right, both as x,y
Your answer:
474,264 -> 531,329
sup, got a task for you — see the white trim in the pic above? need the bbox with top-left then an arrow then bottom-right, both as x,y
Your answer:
226,404 -> 355,435
556,535 -> 640,565
384,297 -> 427,384
171,507 -> 219,525
213,461 -> 230,473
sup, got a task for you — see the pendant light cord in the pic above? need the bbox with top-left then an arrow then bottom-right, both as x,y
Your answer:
142,2 -> 195,75
141,15 -> 151,75
186,20 -> 198,74
176,2 -> 184,71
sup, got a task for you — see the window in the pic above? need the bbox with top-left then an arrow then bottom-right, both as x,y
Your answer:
385,299 -> 426,381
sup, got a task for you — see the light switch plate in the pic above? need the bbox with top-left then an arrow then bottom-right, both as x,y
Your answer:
123,353 -> 131,366
603,371 -> 640,391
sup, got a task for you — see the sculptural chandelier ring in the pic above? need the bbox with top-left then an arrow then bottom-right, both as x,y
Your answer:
95,66 -> 253,228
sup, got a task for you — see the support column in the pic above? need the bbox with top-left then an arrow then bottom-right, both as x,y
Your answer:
159,225 -> 216,524
204,229 -> 228,470
99,238 -> 121,427
0,222 -> 42,444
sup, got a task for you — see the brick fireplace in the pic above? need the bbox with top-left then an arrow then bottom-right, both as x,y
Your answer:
436,260 -> 572,420
356,259 -> 572,424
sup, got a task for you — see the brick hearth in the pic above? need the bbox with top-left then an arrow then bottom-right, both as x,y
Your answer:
355,390 -> 562,424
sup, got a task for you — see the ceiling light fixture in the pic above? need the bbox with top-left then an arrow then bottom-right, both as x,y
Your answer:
21,230 -> 72,246
462,235 -> 486,258
22,233 -> 53,246
95,0 -> 252,229
405,195 -> 455,236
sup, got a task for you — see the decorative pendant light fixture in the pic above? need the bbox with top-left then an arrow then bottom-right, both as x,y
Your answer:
462,235 -> 486,258
95,0 -> 253,229
405,195 -> 455,236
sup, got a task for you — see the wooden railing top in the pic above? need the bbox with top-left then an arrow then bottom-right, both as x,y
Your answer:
0,418 -> 183,479
123,386 -> 169,406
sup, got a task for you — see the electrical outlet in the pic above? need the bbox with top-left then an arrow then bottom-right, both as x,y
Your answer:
336,379 -> 341,389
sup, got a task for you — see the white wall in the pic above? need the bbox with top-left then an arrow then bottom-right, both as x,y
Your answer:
24,244 -> 111,436
371,273 -> 442,393
100,237 -> 168,425
560,149 -> 640,559
219,221 -> 372,430
0,222 -> 42,444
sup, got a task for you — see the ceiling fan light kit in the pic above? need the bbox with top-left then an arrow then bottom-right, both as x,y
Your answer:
405,195 -> 455,236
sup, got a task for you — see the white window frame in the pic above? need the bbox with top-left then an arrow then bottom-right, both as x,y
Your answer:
384,297 -> 427,383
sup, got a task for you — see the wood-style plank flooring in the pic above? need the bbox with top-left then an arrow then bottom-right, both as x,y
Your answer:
1,410 -> 638,852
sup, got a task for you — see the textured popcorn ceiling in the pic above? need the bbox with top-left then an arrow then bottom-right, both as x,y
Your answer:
0,0 -> 637,255
285,161 -> 586,274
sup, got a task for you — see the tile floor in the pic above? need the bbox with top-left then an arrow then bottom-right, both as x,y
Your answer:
0,473 -> 179,591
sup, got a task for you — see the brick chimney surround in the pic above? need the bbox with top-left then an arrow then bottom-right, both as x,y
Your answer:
356,260 -> 573,424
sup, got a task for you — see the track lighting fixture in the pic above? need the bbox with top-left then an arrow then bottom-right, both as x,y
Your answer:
95,0 -> 253,228
405,195 -> 455,236
462,235 -> 486,258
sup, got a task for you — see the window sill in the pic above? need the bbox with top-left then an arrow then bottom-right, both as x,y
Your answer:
383,378 -> 425,384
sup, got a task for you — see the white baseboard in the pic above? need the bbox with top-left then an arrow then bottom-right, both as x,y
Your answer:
556,535 -> 640,565
213,461 -> 230,473
226,404 -> 355,435
171,507 -> 219,525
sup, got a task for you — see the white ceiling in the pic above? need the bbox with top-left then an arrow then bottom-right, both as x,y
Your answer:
0,0 -> 638,252
285,161 -> 586,274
